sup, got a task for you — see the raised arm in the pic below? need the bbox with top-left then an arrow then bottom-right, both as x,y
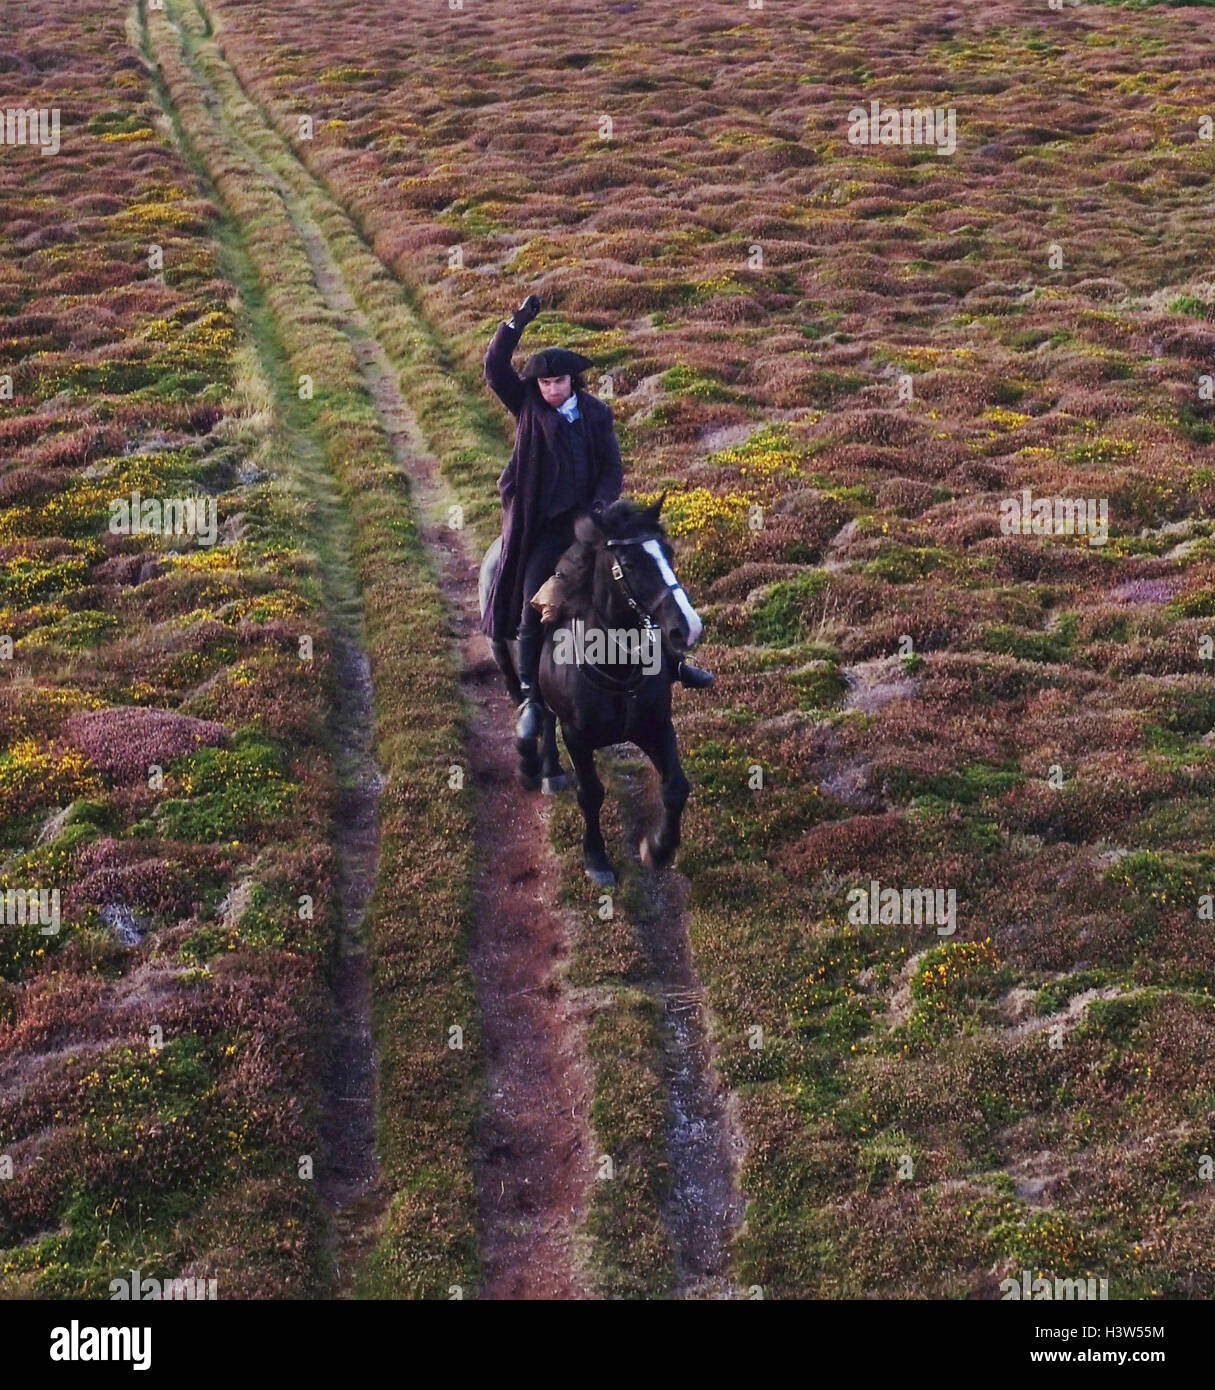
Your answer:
484,294 -> 540,418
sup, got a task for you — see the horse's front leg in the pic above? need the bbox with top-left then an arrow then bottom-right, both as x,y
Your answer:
539,711 -> 571,795
634,720 -> 690,870
563,724 -> 615,886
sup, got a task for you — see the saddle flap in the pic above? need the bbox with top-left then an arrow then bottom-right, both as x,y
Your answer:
529,574 -> 565,624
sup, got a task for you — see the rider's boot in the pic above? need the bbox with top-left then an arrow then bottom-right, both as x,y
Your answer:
664,647 -> 715,689
677,658 -> 715,689
515,629 -> 544,739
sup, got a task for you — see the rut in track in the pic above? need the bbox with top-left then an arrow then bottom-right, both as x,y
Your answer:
317,626 -> 387,1293
331,293 -> 601,1299
612,755 -> 746,1298
153,2 -> 599,1298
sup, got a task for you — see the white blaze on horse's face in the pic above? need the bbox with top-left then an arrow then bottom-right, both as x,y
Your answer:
641,538 -> 702,649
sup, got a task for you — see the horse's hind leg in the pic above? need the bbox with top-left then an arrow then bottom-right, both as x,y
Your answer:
634,720 -> 690,870
563,725 -> 615,886
539,711 -> 571,794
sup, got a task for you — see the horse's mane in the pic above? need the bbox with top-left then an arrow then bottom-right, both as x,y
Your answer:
550,497 -> 667,619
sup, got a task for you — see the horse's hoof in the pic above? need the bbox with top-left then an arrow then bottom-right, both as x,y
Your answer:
542,772 -> 572,794
585,861 -> 617,887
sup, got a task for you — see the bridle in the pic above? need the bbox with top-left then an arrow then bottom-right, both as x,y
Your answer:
568,532 -> 672,697
604,533 -> 665,633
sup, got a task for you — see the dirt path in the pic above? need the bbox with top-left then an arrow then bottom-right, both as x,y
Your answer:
273,161 -> 599,1303
336,290 -> 600,1299
340,295 -> 598,1302
149,0 -> 598,1298
610,754 -> 745,1297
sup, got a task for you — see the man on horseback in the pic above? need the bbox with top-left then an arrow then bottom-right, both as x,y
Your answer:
480,292 -> 714,742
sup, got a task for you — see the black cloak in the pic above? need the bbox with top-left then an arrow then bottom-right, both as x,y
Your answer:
480,317 -> 624,641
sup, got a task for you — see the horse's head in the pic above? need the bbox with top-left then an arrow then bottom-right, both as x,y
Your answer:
575,496 -> 703,657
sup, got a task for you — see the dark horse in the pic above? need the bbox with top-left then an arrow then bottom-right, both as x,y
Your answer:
479,495 -> 702,886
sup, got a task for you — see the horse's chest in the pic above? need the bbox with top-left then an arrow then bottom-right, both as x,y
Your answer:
546,676 -> 671,749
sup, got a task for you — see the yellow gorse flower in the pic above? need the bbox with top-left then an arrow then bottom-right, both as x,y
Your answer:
634,487 -> 753,537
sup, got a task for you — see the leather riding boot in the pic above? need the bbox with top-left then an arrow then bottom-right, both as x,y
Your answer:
664,647 -> 715,689
677,658 -> 715,689
514,629 -> 543,739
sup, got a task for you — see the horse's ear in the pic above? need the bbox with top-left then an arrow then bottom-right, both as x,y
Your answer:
643,493 -> 666,525
575,510 -> 604,545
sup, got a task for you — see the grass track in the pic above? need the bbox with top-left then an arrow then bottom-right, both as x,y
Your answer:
150,0 -> 754,1296
156,0 -> 1215,1301
153,0 -> 767,1289
141,0 -> 483,1297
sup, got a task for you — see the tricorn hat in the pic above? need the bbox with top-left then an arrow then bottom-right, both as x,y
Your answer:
520,346 -> 594,380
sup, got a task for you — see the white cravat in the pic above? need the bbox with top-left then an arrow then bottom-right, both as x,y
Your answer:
557,393 -> 580,423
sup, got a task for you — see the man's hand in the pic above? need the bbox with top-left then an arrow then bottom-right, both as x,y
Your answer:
510,294 -> 541,330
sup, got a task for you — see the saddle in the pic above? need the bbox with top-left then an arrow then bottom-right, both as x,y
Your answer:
529,573 -> 566,625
